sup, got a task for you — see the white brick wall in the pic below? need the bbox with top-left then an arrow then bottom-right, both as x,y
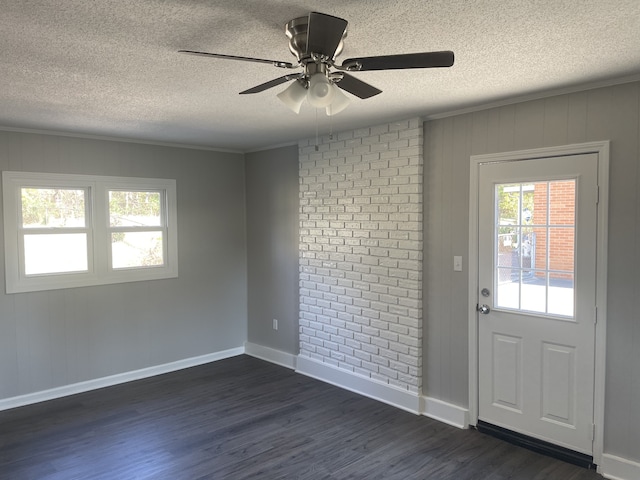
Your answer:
299,118 -> 423,393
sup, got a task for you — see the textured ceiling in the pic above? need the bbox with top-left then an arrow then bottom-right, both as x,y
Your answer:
1,1 -> 640,152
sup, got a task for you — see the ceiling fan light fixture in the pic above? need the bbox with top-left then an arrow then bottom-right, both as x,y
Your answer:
307,73 -> 335,108
277,79 -> 307,113
326,86 -> 351,116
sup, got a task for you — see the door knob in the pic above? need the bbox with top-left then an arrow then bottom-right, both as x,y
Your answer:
477,304 -> 491,314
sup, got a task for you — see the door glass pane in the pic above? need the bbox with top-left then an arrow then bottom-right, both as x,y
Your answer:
24,233 -> 88,275
21,188 -> 86,228
550,181 -> 575,225
521,271 -> 547,313
496,268 -> 519,308
521,187 -> 535,225
549,227 -> 575,273
495,180 -> 576,318
530,183 -> 548,225
498,185 -> 521,224
497,226 -> 517,267
109,191 -> 162,227
549,273 -> 574,316
111,231 -> 164,269
531,227 -> 548,271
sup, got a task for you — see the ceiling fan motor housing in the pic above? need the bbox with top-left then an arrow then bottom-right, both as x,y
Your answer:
285,16 -> 346,63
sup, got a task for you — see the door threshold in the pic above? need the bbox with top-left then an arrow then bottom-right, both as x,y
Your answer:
476,420 -> 595,469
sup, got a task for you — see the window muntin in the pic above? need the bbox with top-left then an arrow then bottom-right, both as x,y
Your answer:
3,172 -> 178,293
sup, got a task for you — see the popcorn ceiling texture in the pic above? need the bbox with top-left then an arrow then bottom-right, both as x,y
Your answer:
298,118 -> 423,392
2,1 -> 640,150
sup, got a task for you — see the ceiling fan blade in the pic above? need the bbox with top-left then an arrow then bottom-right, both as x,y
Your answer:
341,51 -> 454,71
178,50 -> 295,69
306,12 -> 348,59
335,73 -> 382,99
239,74 -> 302,94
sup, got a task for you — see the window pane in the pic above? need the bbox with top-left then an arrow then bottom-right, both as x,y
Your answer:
498,184 -> 521,225
521,186 -> 535,225
521,271 -> 547,313
549,227 -> 574,273
109,191 -> 162,227
21,188 -> 85,228
550,181 -> 575,225
497,226 -> 517,267
111,231 -> 164,269
549,273 -> 574,316
496,269 -> 520,309
24,233 -> 88,275
532,227 -> 548,271
531,182 -> 548,225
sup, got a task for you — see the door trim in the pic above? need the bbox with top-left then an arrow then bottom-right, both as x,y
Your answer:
467,141 -> 609,466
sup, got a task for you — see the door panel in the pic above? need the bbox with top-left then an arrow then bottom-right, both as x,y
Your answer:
541,342 -> 575,426
492,333 -> 523,412
478,153 -> 598,455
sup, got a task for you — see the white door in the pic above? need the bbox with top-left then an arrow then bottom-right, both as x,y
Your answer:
477,153 -> 598,455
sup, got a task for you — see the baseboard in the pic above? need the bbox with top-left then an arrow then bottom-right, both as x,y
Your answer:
0,347 -> 244,412
244,342 -> 297,369
295,354 -> 421,414
600,454 -> 640,480
421,396 -> 469,429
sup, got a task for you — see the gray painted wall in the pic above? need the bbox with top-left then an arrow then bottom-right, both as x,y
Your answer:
0,131 -> 247,400
423,81 -> 640,461
245,145 -> 299,354
2,80 -> 638,464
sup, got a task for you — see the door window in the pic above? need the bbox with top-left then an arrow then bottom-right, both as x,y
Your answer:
495,180 -> 576,318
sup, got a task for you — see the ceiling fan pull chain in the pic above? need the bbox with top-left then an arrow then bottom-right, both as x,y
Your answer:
328,113 -> 334,140
315,110 -> 319,151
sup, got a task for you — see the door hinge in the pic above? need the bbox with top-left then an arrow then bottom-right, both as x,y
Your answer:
591,423 -> 596,441
596,185 -> 600,204
594,306 -> 598,325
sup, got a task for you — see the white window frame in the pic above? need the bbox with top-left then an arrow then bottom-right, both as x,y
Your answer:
2,171 -> 178,293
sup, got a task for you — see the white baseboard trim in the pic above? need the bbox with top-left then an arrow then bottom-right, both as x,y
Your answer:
0,347 -> 244,412
421,396 -> 469,429
296,354 -> 421,414
244,342 -> 297,369
600,454 -> 640,480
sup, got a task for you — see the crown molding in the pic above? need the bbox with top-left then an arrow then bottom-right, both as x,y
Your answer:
424,74 -> 640,121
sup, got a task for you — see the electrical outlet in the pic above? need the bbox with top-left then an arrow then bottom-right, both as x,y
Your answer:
272,319 -> 278,330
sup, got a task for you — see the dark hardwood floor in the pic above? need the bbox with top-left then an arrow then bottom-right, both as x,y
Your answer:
0,355 -> 603,479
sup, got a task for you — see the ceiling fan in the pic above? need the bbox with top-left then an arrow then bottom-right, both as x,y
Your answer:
179,12 -> 454,115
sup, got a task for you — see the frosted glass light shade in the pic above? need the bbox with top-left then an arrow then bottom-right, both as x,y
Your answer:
326,86 -> 351,116
307,73 -> 335,108
277,80 -> 307,114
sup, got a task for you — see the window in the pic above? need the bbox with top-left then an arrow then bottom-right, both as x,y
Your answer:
2,171 -> 178,293
494,180 -> 575,317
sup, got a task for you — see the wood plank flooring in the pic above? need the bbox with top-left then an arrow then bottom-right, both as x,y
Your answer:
0,355 -> 604,479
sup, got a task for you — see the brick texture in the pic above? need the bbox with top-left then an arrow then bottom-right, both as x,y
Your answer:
533,180 -> 575,278
298,118 -> 423,393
